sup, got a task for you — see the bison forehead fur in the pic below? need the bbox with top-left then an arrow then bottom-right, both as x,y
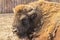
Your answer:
12,5 -> 43,39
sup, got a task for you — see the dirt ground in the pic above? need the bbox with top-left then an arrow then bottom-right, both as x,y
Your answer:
0,13 -> 60,40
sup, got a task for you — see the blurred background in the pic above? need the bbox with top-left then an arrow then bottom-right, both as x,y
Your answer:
0,0 -> 60,13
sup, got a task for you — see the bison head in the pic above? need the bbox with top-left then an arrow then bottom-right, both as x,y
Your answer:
12,5 -> 43,40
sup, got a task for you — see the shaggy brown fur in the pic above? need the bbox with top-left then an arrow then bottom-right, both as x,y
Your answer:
12,4 -> 43,40
12,0 -> 60,40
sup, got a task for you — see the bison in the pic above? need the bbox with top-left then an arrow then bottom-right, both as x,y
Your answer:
12,0 -> 60,40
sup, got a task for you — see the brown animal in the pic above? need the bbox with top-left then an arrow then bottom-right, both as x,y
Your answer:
12,4 -> 43,40
12,0 -> 60,40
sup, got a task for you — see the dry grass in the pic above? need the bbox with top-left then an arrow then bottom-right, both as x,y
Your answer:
0,13 -> 19,40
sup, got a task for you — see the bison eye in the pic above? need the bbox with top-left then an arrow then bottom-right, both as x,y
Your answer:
30,13 -> 37,19
22,18 -> 26,22
21,18 -> 29,26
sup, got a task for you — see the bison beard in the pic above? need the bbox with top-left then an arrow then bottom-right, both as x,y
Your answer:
13,7 -> 42,40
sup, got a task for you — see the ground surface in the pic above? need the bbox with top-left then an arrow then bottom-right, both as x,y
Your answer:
0,13 -> 60,40
0,13 -> 19,40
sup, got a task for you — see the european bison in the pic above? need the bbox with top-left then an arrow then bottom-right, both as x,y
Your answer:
12,4 -> 43,40
12,0 -> 60,40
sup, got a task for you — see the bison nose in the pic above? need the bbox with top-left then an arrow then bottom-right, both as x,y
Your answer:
12,25 -> 17,33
